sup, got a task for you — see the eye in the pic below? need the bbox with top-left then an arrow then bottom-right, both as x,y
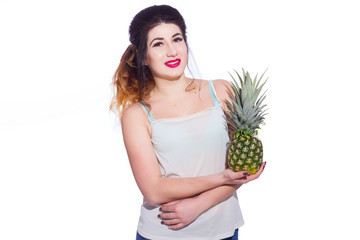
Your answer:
174,37 -> 183,42
152,41 -> 163,47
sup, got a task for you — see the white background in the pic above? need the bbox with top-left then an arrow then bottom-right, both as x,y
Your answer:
1,0 -> 359,239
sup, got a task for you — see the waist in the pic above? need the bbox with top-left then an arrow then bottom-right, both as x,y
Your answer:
137,193 -> 243,240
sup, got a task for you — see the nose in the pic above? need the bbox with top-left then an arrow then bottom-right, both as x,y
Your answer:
166,43 -> 178,57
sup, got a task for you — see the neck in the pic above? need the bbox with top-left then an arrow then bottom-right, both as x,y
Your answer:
152,75 -> 194,98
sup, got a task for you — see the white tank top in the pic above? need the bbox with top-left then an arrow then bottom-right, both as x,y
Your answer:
138,81 -> 244,240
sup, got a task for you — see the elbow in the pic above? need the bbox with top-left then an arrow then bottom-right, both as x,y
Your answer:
146,199 -> 161,207
141,179 -> 168,206
144,194 -> 163,207
143,187 -> 169,206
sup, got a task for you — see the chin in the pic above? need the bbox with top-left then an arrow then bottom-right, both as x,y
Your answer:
164,68 -> 186,80
167,74 -> 185,81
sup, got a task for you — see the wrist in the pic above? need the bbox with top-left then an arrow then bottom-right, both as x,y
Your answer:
193,194 -> 211,213
218,172 -> 227,185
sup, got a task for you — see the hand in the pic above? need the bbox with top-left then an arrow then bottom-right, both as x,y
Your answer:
222,161 -> 266,185
158,197 -> 202,230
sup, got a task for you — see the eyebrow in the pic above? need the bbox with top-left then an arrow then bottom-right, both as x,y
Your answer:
149,33 -> 182,46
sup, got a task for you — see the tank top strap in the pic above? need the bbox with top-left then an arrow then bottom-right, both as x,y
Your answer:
209,80 -> 221,106
138,102 -> 155,122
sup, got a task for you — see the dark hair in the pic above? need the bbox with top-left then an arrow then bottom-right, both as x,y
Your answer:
129,5 -> 188,94
110,5 -> 188,117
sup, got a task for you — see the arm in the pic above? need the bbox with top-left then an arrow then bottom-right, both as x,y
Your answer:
121,103 -> 249,206
213,79 -> 236,134
194,162 -> 265,211
159,162 -> 266,230
159,184 -> 240,230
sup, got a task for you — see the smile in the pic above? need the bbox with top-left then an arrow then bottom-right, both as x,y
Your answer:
165,59 -> 181,68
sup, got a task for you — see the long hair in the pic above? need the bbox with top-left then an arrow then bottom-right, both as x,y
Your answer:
110,5 -> 188,118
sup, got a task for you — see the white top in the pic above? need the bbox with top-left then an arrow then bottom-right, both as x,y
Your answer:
138,81 -> 244,240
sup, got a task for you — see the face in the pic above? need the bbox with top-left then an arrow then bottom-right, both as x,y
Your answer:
145,23 -> 188,81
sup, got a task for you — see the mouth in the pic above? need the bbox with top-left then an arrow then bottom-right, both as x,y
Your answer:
165,59 -> 181,68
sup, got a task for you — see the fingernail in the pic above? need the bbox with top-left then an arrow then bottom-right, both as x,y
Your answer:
161,221 -> 164,225
157,214 -> 161,218
264,162 -> 267,169
244,172 -> 249,176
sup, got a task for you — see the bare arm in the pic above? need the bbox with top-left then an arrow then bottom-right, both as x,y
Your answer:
194,162 -> 265,210
159,184 -> 240,229
121,103 -> 248,206
160,162 -> 265,230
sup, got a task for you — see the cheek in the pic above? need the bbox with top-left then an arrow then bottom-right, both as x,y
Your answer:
181,50 -> 188,63
179,45 -> 188,58
146,51 -> 163,65
145,55 -> 164,73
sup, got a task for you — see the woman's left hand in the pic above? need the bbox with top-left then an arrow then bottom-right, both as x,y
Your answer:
159,197 -> 202,230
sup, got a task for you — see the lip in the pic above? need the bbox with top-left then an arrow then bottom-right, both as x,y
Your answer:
165,58 -> 181,68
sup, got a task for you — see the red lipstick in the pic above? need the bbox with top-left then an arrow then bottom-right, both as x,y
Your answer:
165,58 -> 181,68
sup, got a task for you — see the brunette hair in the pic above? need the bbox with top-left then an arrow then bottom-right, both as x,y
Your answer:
110,5 -> 188,118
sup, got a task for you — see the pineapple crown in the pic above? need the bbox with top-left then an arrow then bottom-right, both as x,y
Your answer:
226,69 -> 268,136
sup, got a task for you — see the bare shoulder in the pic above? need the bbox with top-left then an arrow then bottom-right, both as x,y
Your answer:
121,103 -> 150,134
122,103 -> 144,122
212,79 -> 232,102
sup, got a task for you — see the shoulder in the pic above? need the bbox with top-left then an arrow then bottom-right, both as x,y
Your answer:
121,103 -> 151,135
121,103 -> 144,122
213,79 -> 231,90
212,79 -> 232,102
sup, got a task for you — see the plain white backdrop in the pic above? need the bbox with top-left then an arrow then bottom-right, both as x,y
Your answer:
1,0 -> 359,239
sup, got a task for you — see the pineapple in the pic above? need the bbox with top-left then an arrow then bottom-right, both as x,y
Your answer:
226,69 -> 268,174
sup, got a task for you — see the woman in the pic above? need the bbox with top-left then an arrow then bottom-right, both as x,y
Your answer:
111,5 -> 265,240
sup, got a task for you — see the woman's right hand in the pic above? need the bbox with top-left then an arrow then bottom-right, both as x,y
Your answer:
222,162 -> 266,185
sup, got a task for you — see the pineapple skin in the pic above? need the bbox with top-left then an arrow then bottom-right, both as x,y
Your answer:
228,133 -> 263,174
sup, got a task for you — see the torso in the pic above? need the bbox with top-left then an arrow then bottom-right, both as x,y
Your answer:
136,79 -> 244,239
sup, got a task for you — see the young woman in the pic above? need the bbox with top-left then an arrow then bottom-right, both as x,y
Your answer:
110,5 -> 265,240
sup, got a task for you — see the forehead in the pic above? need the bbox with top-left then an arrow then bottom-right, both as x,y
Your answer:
147,23 -> 182,41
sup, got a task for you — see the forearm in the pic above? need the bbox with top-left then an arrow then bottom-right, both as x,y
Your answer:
146,174 -> 226,206
193,184 -> 242,214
